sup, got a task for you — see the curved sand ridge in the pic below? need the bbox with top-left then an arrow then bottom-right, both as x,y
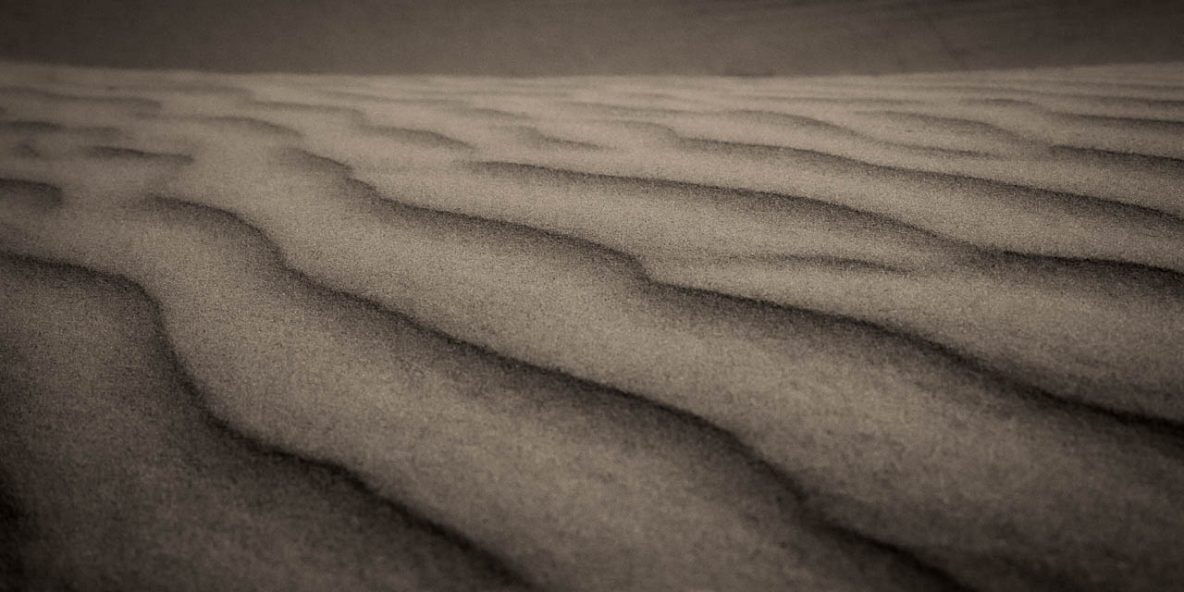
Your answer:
1,61 -> 1182,591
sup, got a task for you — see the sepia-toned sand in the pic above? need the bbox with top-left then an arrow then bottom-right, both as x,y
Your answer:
1,60 -> 1183,591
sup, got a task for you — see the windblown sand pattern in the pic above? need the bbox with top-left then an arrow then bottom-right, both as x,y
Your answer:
1,61 -> 1183,591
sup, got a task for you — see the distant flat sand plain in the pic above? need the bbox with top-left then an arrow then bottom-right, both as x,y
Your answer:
1,60 -> 1183,591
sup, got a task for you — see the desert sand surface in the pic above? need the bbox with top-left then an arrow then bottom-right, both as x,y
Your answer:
1,60 -> 1183,591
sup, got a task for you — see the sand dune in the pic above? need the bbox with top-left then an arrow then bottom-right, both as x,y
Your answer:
1,61 -> 1183,591
5,0 -> 1184,75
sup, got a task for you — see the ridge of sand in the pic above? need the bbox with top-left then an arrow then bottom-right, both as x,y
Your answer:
1,61 -> 1182,591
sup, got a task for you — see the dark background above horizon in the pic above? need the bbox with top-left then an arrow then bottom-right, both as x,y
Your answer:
2,0 -> 1182,76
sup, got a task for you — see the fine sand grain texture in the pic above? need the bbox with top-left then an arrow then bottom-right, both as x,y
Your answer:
1,60 -> 1183,591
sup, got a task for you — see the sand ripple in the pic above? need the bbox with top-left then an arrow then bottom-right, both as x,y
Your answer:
1,61 -> 1183,591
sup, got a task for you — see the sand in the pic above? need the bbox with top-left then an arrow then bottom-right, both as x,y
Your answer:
0,60 -> 1182,591
4,0 -> 1184,75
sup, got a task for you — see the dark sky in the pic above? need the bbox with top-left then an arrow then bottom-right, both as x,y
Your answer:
2,0 -> 1182,75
